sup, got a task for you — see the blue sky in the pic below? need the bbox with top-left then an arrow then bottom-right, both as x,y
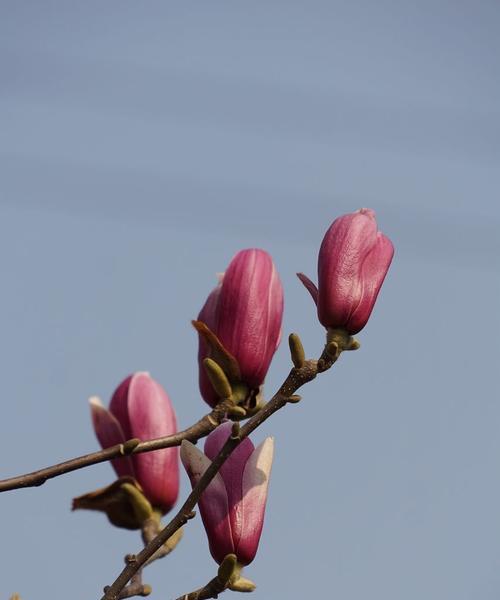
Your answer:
1,2 -> 499,599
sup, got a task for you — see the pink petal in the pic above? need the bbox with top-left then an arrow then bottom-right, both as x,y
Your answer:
180,440 -> 235,563
127,372 -> 179,512
109,374 -> 134,439
296,272 -> 319,305
197,283 -> 223,407
204,422 -> 255,551
237,437 -> 274,565
198,281 -> 222,332
317,209 -> 380,330
347,232 -> 394,333
89,396 -> 134,479
216,249 -> 284,388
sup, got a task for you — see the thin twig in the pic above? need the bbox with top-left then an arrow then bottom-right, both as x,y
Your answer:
174,574 -> 227,600
0,402 -> 232,493
101,338 -> 341,600
117,568 -> 151,599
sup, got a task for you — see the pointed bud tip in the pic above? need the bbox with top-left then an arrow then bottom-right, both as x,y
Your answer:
135,370 -> 151,378
357,207 -> 376,218
180,439 -> 203,470
89,396 -> 103,407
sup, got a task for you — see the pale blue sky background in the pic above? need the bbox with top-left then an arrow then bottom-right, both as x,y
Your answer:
1,2 -> 499,599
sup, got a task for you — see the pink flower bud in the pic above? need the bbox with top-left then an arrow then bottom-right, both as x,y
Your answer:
90,372 -> 179,513
197,249 -> 284,406
181,422 -> 274,566
298,208 -> 394,334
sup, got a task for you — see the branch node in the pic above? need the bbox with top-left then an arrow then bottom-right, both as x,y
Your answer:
227,405 -> 247,419
207,414 -> 219,427
231,421 -> 241,440
120,438 -> 141,456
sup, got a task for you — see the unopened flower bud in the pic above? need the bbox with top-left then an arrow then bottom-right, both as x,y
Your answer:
298,208 -> 394,334
181,422 -> 274,566
197,249 -> 284,407
90,372 -> 179,513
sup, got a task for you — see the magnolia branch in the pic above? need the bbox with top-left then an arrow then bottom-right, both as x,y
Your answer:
0,402 -> 235,493
101,332 -> 349,600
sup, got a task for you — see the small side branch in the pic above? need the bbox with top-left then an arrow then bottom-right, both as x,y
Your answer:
175,575 -> 228,600
0,402 -> 233,493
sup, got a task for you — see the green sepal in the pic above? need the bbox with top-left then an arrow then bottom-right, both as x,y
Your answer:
203,357 -> 232,400
72,476 -> 153,530
121,482 -> 154,524
217,553 -> 238,586
326,328 -> 360,352
229,576 -> 256,593
227,405 -> 247,419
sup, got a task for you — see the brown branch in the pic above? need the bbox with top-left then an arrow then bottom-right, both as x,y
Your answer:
174,574 -> 228,600
0,402 -> 233,493
101,334 -> 344,600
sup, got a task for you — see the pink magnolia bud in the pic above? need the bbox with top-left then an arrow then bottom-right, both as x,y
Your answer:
197,249 -> 284,406
298,208 -> 394,334
90,372 -> 179,513
181,422 -> 274,566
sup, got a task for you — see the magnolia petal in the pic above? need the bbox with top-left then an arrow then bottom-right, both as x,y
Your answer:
198,282 -> 222,332
127,373 -> 179,512
204,422 -> 255,550
236,437 -> 275,565
216,249 -> 284,389
180,440 -> 235,563
109,375 -> 134,439
347,232 -> 395,333
89,396 -> 134,479
296,272 -> 319,305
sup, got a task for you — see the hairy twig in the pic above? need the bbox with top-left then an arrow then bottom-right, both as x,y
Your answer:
101,334 -> 344,600
0,402 -> 233,493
